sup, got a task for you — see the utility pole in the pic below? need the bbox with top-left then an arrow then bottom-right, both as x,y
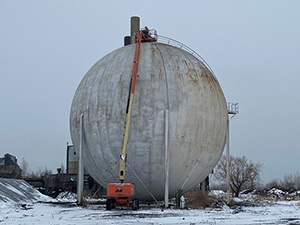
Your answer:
226,102 -> 239,205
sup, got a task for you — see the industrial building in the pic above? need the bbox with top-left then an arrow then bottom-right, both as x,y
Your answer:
0,153 -> 22,179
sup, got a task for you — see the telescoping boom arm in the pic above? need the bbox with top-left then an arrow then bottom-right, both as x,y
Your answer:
106,28 -> 157,211
119,32 -> 143,183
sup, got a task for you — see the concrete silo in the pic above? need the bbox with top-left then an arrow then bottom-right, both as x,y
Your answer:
70,18 -> 227,201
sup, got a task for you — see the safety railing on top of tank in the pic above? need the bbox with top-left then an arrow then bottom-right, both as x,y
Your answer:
227,102 -> 239,115
156,35 -> 216,78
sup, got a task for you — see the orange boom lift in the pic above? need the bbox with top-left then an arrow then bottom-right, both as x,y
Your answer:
106,28 -> 157,210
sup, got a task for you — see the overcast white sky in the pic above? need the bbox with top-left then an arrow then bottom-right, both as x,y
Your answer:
1,1 -> 299,184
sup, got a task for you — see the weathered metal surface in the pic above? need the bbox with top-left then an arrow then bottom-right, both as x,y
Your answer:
70,42 -> 227,201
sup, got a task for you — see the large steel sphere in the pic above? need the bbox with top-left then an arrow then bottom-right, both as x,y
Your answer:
70,42 -> 227,201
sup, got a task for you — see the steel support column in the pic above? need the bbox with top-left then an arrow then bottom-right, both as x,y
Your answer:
77,114 -> 84,205
226,115 -> 231,205
164,109 -> 169,208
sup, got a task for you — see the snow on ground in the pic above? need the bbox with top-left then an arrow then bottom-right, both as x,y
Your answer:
1,181 -> 300,225
0,199 -> 299,224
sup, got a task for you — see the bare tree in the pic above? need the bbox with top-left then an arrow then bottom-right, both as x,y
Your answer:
294,172 -> 300,190
40,167 -> 52,177
60,163 -> 65,174
248,160 -> 262,190
20,158 -> 29,178
27,171 -> 39,178
265,179 -> 280,189
278,172 -> 300,192
264,172 -> 300,192
280,174 -> 295,192
214,155 -> 263,197
32,167 -> 53,178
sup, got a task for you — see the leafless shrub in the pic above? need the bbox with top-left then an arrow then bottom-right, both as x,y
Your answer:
264,172 -> 300,193
277,172 -> 300,192
265,179 -> 280,190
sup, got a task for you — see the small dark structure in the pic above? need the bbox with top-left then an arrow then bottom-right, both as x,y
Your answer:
0,153 -> 22,179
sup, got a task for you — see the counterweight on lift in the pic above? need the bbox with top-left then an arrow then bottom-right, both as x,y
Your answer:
106,29 -> 157,210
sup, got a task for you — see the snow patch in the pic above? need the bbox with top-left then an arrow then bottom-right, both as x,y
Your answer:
56,191 -> 77,202
209,190 -> 225,196
0,178 -> 53,203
